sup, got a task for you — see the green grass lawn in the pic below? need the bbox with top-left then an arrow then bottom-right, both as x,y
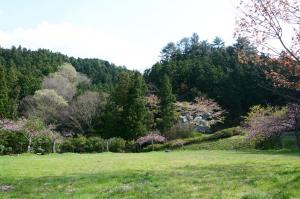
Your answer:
0,151 -> 300,199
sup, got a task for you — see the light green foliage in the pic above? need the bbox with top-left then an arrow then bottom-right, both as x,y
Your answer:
28,89 -> 68,124
182,136 -> 251,150
24,117 -> 45,133
56,63 -> 78,84
0,151 -> 300,198
142,128 -> 244,151
244,105 -> 287,122
33,89 -> 68,107
42,63 -> 90,101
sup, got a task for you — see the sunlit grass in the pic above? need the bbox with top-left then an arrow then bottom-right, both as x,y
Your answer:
0,151 -> 300,198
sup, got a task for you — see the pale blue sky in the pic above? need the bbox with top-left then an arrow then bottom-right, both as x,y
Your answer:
0,0 -> 238,71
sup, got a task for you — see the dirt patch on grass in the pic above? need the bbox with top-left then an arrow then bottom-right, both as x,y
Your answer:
0,185 -> 14,192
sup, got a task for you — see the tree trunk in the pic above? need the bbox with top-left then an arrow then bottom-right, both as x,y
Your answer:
152,139 -> 154,151
294,131 -> 300,149
53,140 -> 56,153
106,141 -> 109,152
27,137 -> 32,153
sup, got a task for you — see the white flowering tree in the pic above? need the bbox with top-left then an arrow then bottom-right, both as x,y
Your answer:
175,96 -> 225,132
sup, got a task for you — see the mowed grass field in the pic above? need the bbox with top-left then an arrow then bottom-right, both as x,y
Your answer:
0,151 -> 300,199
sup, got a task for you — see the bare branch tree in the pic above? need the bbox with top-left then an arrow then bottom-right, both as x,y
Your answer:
235,0 -> 300,89
62,91 -> 106,134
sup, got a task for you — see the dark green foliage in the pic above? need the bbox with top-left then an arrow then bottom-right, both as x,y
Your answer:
121,72 -> 150,139
125,140 -> 137,152
0,46 -> 68,118
144,35 -> 290,123
32,135 -> 52,154
85,137 -> 105,152
0,46 -> 129,119
60,136 -> 127,153
57,136 -> 86,153
0,130 -> 27,154
102,72 -> 150,139
158,74 -> 177,133
108,137 -> 126,152
0,130 -> 55,155
69,57 -> 129,92
6,64 -> 20,118
207,127 -> 240,140
0,64 -> 9,117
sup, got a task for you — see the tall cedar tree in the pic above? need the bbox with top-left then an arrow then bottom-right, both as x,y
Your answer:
103,72 -> 150,139
0,64 -> 9,117
158,74 -> 176,133
6,64 -> 20,118
122,72 -> 150,139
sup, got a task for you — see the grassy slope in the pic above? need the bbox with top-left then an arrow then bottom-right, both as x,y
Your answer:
0,151 -> 300,199
181,136 -> 249,150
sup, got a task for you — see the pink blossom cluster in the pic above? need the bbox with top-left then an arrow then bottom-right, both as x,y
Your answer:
0,119 -> 25,132
244,104 -> 300,142
136,131 -> 166,145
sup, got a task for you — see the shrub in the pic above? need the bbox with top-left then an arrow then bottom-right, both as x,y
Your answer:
0,130 -> 27,154
71,135 -> 87,153
183,136 -> 204,145
125,140 -> 136,152
85,137 -> 105,152
108,137 -> 126,152
164,123 -> 194,140
142,143 -> 165,152
205,128 -> 239,141
170,139 -> 186,148
60,136 -> 127,153
60,136 -> 87,153
0,145 -> 5,155
60,138 -> 75,152
281,134 -> 298,149
32,135 -> 52,154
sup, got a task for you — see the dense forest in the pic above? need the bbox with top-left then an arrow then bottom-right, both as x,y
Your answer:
0,46 -> 130,119
0,34 -> 299,154
145,35 -> 296,121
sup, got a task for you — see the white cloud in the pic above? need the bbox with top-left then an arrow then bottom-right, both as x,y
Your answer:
0,22 -> 158,71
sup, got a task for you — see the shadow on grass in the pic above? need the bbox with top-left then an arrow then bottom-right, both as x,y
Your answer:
234,149 -> 300,157
1,161 -> 300,199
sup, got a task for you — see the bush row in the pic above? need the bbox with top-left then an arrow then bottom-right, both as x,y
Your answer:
60,136 -> 135,153
0,130 -> 53,155
0,130 -> 135,155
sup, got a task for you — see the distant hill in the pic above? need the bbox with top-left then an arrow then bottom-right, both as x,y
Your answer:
0,46 -> 130,118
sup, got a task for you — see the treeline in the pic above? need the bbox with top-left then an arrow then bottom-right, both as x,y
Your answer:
0,46 -> 130,119
144,34 -> 293,122
1,34 -> 299,152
